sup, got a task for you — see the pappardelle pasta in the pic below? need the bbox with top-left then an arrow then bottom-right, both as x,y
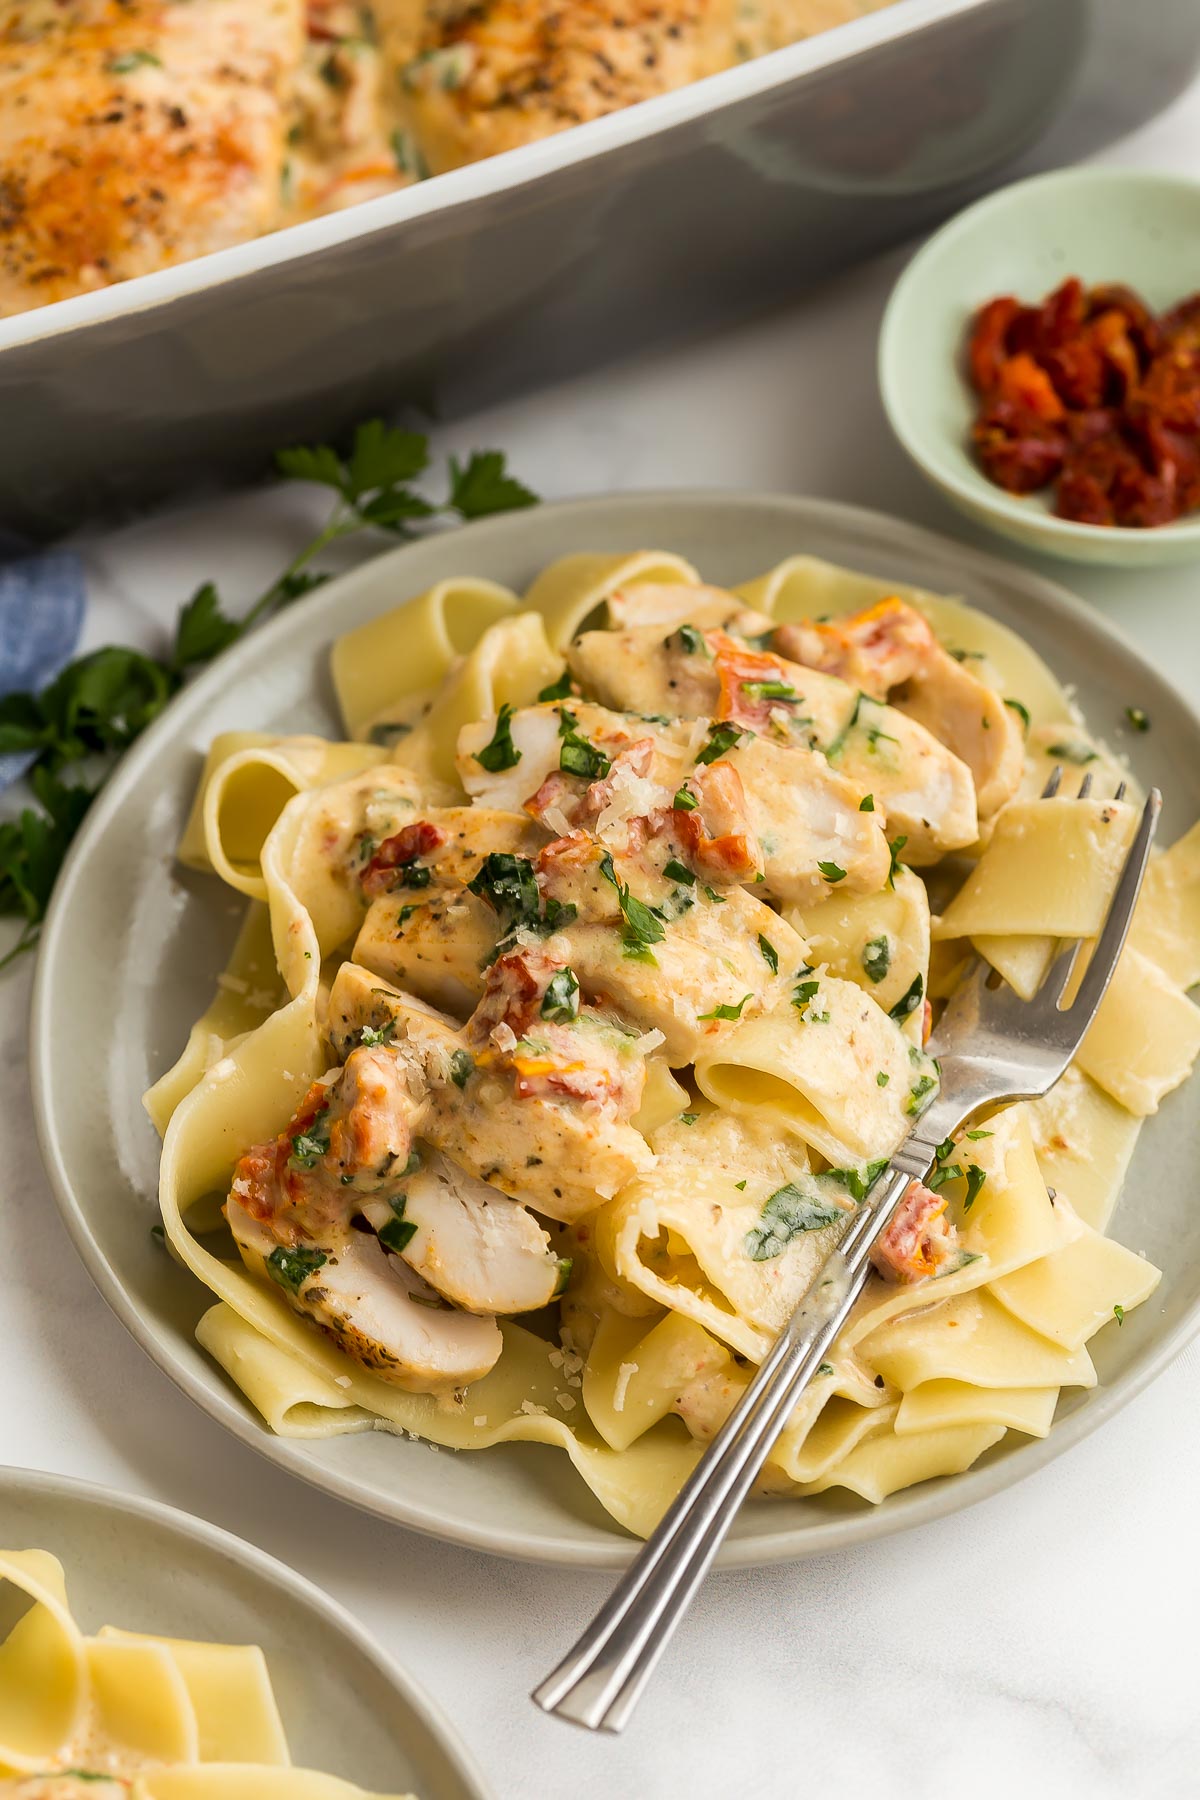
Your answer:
0,1549 -> 414,1797
145,549 -> 1200,1536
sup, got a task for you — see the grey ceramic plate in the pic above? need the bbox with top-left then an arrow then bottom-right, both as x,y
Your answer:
30,492 -> 1200,1568
0,1466 -> 489,1796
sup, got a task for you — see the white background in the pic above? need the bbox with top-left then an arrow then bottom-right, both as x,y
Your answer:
7,68 -> 1200,1800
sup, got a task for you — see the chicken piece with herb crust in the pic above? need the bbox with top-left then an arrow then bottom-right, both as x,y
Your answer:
393,0 -> 743,174
0,0 -> 303,314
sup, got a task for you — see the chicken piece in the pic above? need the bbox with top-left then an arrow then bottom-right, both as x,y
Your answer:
569,626 -> 976,864
457,699 -> 694,823
427,942 -> 654,1220
359,1146 -> 564,1314
225,1048 -> 504,1390
351,806 -> 546,1015
773,597 -> 1023,819
711,736 -> 889,903
392,0 -> 742,175
0,0 -> 304,315
565,886 -> 808,1065
871,1179 -> 958,1282
604,580 -> 772,635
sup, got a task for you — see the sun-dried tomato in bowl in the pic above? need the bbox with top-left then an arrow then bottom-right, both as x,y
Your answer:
966,277 -> 1200,528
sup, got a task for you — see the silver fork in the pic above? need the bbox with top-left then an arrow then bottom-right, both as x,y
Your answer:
533,775 -> 1160,1733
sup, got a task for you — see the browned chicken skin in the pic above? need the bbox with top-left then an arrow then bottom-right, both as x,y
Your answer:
0,0 -> 303,312
0,0 -> 884,314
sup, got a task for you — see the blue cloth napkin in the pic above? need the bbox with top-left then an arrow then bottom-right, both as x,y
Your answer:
0,544 -> 87,790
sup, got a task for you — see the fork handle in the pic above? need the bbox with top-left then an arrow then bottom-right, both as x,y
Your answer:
532,1140 -> 939,1732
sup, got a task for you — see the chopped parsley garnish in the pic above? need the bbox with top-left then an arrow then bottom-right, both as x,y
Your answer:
553,1258 -> 574,1296
734,1179 -> 747,1190
906,1073 -> 938,1117
862,935 -> 890,984
468,852 -> 540,922
757,934 -> 779,974
828,1159 -> 888,1202
963,1164 -> 987,1211
378,1198 -> 418,1256
888,973 -> 924,1021
746,1182 -> 847,1260
792,978 -> 820,1010
965,1128 -> 993,1141
267,1244 -> 327,1293
557,707 -> 611,781
397,903 -> 418,926
107,48 -> 162,71
678,1111 -> 699,1125
1113,1304 -> 1125,1326
926,1161 -> 963,1192
817,859 -> 847,883
360,1020 -> 397,1047
859,794 -> 875,811
541,967 -> 580,1022
670,624 -> 711,656
474,702 -> 522,772
741,679 -> 799,701
538,669 -> 573,702
663,858 -> 696,886
702,885 -> 726,904
816,1362 -> 835,1377
1004,698 -> 1031,732
398,863 -> 432,889
1047,740 -> 1097,765
696,722 -> 745,765
289,1111 -> 331,1169
599,852 -> 666,961
698,993 -> 752,1022
877,1071 -> 891,1088
673,785 -> 698,812
1125,706 -> 1150,732
886,835 -> 908,887
449,1049 -> 475,1088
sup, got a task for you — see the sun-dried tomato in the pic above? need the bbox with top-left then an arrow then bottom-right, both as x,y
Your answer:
964,275 -> 1200,528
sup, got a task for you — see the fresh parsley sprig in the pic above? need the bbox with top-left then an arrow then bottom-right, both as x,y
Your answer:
0,420 -> 537,969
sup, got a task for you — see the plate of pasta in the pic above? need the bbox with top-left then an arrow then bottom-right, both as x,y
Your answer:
0,1466 -> 488,1796
31,491 -> 1200,1567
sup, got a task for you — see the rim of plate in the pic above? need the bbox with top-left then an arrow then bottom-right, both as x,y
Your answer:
0,1463 -> 493,1797
879,166 -> 1200,551
29,489 -> 1200,1569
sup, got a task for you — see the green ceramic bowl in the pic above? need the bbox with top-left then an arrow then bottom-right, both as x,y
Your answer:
879,167 -> 1200,567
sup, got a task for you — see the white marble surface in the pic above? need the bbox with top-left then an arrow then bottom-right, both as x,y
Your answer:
7,72 -> 1200,1800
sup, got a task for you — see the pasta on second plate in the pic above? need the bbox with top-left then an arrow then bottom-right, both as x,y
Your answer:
144,548 -> 1200,1537
0,1549 -> 412,1797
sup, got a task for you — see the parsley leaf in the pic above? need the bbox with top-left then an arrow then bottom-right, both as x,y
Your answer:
267,1244 -> 328,1294
862,936 -> 890,984
757,934 -> 778,974
1125,705 -> 1149,732
698,993 -> 752,1022
859,793 -> 875,811
1046,740 -> 1097,765
670,624 -> 710,657
378,1197 -> 418,1256
663,858 -> 695,886
449,1049 -> 475,1088
538,669 -> 573,702
557,707 -> 611,781
696,723 -> 745,765
475,702 -> 522,773
746,1182 -> 847,1261
448,450 -> 538,519
886,835 -> 908,887
673,785 -> 698,812
541,967 -> 580,1022
888,973 -> 924,1021
817,859 -> 847,883
1113,1303 -> 1125,1326
0,417 -> 539,968
599,852 -> 666,961
1004,697 -> 1031,733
